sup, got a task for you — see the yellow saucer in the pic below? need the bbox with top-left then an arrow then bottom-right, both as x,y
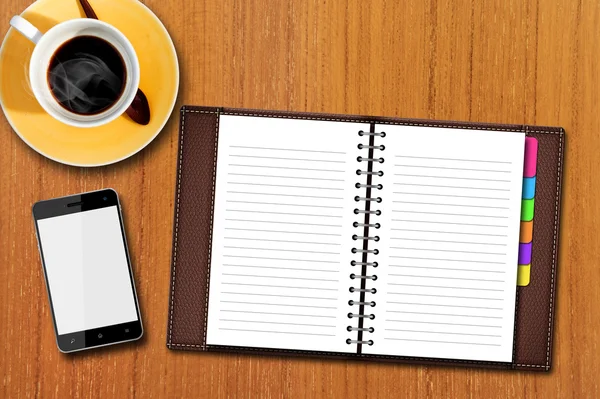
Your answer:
0,0 -> 179,167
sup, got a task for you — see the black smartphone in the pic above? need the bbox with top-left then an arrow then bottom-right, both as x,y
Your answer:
32,189 -> 143,353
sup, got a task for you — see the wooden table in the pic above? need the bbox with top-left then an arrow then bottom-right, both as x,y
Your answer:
0,0 -> 597,397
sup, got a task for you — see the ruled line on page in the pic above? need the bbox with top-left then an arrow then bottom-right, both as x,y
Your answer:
384,310 -> 503,319
230,154 -> 345,163
387,256 -> 505,265
388,265 -> 506,273
228,164 -> 345,173
393,164 -> 511,173
226,200 -> 344,209
390,228 -> 508,237
391,201 -> 510,210
222,273 -> 339,282
221,292 -> 337,300
392,190 -> 510,199
221,282 -> 338,291
386,301 -> 503,310
230,145 -> 347,154
227,191 -> 344,200
388,247 -> 506,256
222,255 -> 338,263
228,182 -> 344,191
223,246 -> 340,255
224,227 -> 342,236
391,182 -> 510,191
384,329 -> 502,337
391,210 -> 509,219
220,310 -> 335,318
393,155 -> 512,164
393,174 -> 511,183
385,319 -> 502,328
382,338 -> 501,347
387,273 -> 504,283
218,328 -> 335,337
228,173 -> 345,182
225,209 -> 343,218
219,319 -> 336,328
391,219 -> 508,228
387,283 -> 505,292
222,264 -> 339,273
386,292 -> 504,301
220,301 -> 337,309
389,237 -> 507,246
225,219 -> 341,228
224,237 -> 341,245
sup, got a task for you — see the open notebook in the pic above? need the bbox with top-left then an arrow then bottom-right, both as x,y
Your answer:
168,107 -> 564,371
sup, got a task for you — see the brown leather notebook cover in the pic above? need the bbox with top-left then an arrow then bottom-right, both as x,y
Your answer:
167,106 -> 564,371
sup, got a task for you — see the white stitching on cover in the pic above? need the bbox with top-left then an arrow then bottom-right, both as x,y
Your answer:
168,107 -> 187,347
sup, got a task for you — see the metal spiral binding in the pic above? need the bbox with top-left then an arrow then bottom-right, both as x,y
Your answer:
347,129 -> 385,349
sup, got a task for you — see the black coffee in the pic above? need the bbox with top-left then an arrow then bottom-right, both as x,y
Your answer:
48,36 -> 126,115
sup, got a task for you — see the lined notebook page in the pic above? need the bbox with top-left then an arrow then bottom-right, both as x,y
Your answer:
364,126 -> 525,362
205,115 -> 367,353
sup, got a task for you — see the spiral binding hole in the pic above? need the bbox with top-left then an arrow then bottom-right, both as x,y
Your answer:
356,170 -> 384,176
357,156 -> 385,163
348,313 -> 375,319
358,131 -> 386,137
358,144 -> 385,151
354,183 -> 382,189
349,287 -> 377,293
351,248 -> 379,254
347,326 -> 375,332
349,300 -> 377,307
351,274 -> 378,280
353,222 -> 380,228
346,339 -> 374,345
352,235 -> 379,241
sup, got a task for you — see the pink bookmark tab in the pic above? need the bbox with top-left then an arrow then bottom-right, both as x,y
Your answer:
523,137 -> 538,177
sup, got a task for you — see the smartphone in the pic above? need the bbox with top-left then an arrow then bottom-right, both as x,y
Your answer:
32,189 -> 143,353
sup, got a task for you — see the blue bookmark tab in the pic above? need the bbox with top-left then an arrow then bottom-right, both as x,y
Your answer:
522,176 -> 536,200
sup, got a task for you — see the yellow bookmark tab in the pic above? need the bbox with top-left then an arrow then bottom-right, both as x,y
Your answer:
517,264 -> 531,286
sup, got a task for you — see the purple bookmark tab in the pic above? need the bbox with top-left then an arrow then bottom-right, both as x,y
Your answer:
518,242 -> 532,265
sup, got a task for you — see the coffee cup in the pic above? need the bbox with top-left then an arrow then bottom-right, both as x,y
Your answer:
9,15 -> 140,128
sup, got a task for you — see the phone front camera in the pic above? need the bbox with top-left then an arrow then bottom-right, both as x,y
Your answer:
103,197 -> 108,201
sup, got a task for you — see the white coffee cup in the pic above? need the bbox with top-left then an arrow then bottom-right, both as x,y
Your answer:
9,15 -> 140,128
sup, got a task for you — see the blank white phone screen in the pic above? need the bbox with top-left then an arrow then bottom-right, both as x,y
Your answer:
37,206 -> 138,335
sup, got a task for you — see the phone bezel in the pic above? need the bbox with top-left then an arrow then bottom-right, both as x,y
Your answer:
32,188 -> 143,353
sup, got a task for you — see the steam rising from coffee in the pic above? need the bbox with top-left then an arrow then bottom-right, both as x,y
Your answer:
49,53 -> 122,114
48,36 -> 126,115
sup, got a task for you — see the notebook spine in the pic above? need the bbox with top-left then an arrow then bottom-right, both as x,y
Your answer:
347,128 -> 386,350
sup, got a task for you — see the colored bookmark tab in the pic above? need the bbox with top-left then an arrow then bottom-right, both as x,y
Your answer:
519,220 -> 533,242
518,242 -> 532,265
524,137 -> 538,177
522,176 -> 536,200
521,198 -> 535,221
517,137 -> 538,287
517,264 -> 531,286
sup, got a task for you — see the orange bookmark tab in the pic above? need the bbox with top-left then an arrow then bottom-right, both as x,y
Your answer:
519,220 -> 533,243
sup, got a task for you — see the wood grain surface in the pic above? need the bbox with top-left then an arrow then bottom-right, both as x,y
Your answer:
0,0 -> 597,397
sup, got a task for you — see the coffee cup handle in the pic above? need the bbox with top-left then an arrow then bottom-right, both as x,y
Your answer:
10,15 -> 43,45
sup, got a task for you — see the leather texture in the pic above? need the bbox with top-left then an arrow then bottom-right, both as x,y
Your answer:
167,106 -> 564,371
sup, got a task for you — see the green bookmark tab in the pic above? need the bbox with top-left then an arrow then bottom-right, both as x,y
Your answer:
521,199 -> 535,221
